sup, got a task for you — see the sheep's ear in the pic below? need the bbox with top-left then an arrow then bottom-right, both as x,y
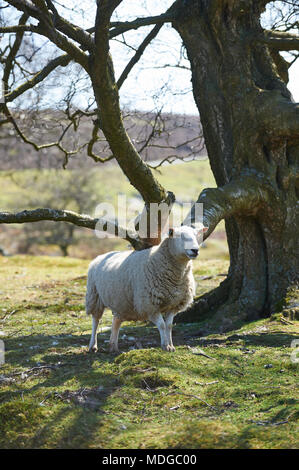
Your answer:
168,228 -> 174,237
195,225 -> 209,237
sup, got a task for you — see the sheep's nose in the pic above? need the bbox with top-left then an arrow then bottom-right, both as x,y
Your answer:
191,249 -> 198,256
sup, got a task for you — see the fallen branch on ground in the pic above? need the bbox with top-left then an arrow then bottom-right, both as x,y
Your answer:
166,391 -> 217,410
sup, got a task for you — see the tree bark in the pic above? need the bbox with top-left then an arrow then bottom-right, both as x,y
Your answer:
174,0 -> 299,326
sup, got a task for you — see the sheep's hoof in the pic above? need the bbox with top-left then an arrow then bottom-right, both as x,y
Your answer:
109,345 -> 119,354
88,346 -> 98,353
161,344 -> 175,352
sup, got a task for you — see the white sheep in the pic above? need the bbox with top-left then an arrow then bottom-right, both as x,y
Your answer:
85,224 -> 208,353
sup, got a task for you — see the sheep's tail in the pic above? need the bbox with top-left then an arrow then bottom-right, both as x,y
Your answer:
85,271 -> 104,317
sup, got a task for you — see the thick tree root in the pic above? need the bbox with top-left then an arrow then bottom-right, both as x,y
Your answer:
176,277 -> 231,323
177,284 -> 299,335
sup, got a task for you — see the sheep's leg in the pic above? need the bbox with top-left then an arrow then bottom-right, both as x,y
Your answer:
149,313 -> 170,351
86,278 -> 104,352
164,313 -> 175,352
89,312 -> 103,352
109,315 -> 122,353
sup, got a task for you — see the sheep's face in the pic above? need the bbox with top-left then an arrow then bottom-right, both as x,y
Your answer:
168,224 -> 208,260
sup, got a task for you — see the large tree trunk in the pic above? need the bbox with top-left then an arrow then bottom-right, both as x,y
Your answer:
174,0 -> 299,328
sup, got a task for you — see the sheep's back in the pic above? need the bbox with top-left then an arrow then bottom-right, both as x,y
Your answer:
88,250 -> 147,317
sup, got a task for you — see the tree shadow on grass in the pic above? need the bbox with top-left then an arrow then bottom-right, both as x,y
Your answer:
1,322 -> 208,448
224,331 -> 298,348
239,331 -> 299,348
1,321 -> 298,448
1,332 -> 127,448
188,329 -> 299,349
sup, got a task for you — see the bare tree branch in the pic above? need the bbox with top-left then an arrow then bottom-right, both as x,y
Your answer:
0,207 -> 144,249
261,30 -> 299,50
117,23 -> 163,89
4,1 -> 90,69
1,1 -> 178,248
4,53 -> 71,102
6,0 -> 94,50
184,171 -> 284,239
0,24 -> 35,33
109,11 -> 176,38
91,0 -> 169,205
87,119 -> 115,163
0,103 -> 88,167
2,12 -> 29,95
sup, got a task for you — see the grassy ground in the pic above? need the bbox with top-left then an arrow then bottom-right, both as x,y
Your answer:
0,255 -> 298,449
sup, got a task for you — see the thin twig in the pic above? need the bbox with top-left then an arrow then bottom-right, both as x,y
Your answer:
280,317 -> 294,325
0,309 -> 18,322
188,346 -> 216,360
9,363 -> 68,377
195,380 -> 219,386
166,391 -> 217,410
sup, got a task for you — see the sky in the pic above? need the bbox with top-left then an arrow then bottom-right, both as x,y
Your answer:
1,0 -> 298,115
114,27 -> 299,115
112,0 -> 299,113
287,60 -> 299,102
99,0 -> 299,114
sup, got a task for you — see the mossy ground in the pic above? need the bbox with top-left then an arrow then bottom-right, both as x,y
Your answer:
0,255 -> 298,449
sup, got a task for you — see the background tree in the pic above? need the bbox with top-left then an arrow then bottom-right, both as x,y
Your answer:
7,168 -> 101,256
0,0 -> 298,329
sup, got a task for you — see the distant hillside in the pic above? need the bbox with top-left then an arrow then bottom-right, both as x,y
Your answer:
0,110 -> 206,170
